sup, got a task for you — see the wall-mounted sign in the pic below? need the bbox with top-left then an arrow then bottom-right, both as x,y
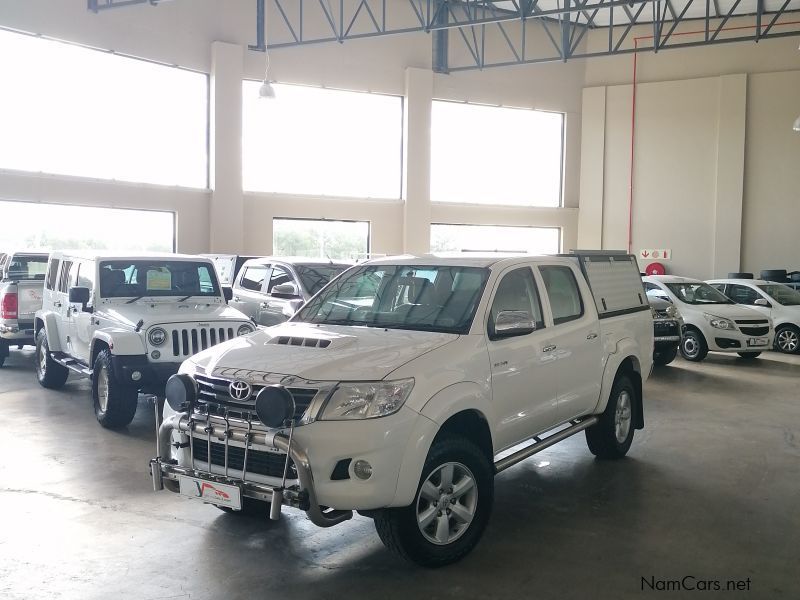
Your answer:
639,249 -> 671,261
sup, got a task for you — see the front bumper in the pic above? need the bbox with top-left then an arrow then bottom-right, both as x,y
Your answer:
706,329 -> 773,352
112,355 -> 180,388
149,411 -> 353,527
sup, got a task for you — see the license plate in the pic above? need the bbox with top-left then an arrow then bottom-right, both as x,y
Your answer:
178,475 -> 241,510
747,337 -> 768,347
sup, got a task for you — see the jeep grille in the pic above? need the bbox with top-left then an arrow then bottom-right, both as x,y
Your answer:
170,326 -> 236,357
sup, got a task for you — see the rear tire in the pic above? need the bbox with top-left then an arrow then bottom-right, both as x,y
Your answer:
586,374 -> 636,459
374,436 -> 493,567
775,325 -> 800,354
653,347 -> 678,366
737,352 -> 761,360
680,329 -> 708,362
35,329 -> 69,389
92,349 -> 139,429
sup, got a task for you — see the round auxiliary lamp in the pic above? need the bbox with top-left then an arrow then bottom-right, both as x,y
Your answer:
645,262 -> 666,276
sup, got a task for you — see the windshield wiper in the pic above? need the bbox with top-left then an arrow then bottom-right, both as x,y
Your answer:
126,296 -> 146,304
177,295 -> 193,302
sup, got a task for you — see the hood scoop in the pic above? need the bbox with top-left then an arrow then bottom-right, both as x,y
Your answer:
269,336 -> 333,349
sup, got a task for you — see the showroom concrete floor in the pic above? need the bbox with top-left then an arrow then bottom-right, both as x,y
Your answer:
0,349 -> 798,600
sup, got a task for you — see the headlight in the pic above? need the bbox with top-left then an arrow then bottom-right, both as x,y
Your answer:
320,379 -> 415,420
666,305 -> 679,319
148,327 -> 167,346
704,313 -> 735,330
237,323 -> 255,336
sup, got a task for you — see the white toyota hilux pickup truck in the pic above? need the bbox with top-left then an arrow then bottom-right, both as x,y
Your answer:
35,252 -> 254,428
150,252 -> 653,566
0,251 -> 49,367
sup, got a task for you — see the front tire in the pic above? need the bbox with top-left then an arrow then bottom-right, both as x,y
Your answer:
653,347 -> 678,366
775,325 -> 800,354
92,349 -> 139,429
586,374 -> 636,459
680,329 -> 708,362
374,436 -> 493,567
737,352 -> 761,360
35,329 -> 69,389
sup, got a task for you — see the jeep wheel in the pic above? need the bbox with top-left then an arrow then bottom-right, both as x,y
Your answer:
680,329 -> 708,362
737,352 -> 761,360
653,347 -> 678,366
775,325 -> 800,354
374,436 -> 493,567
585,374 -> 636,459
93,349 -> 139,429
35,330 -> 69,389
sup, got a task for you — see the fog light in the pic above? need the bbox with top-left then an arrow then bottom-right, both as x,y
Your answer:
151,350 -> 161,360
131,371 -> 142,382
353,460 -> 372,480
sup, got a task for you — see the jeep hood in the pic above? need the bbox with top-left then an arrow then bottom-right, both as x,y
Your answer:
190,322 -> 458,381
96,302 -> 249,329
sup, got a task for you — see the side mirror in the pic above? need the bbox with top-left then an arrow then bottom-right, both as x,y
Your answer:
282,298 -> 305,318
492,310 -> 536,340
223,287 -> 233,302
754,298 -> 770,307
272,282 -> 300,299
69,286 -> 91,307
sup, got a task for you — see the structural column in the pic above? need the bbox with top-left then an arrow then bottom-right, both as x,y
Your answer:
712,74 -> 747,277
403,67 -> 434,255
209,41 -> 245,253
576,86 -> 606,249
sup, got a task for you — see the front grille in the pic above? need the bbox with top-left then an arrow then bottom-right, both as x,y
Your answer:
734,319 -> 769,325
194,374 -> 317,422
192,438 -> 296,479
170,326 -> 236,358
739,326 -> 769,336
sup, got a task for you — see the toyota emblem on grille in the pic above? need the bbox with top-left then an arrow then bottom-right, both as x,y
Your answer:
229,380 -> 252,401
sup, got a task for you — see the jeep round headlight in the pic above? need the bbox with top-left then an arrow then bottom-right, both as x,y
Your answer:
237,323 -> 255,336
148,327 -> 167,346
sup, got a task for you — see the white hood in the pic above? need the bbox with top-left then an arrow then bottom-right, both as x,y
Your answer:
694,304 -> 768,320
190,321 -> 458,381
96,301 -> 249,329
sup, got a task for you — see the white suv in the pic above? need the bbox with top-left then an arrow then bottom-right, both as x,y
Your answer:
642,275 -> 773,361
707,279 -> 800,354
35,252 -> 254,428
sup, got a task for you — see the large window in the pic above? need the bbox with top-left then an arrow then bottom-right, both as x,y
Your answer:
0,29 -> 207,187
431,224 -> 560,255
431,101 -> 564,206
0,201 -> 174,252
243,82 -> 402,198
273,218 -> 369,261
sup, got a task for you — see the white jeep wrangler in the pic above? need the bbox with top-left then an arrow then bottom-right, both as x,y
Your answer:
35,252 -> 255,428
151,252 -> 653,566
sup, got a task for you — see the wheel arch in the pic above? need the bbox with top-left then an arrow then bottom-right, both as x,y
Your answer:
596,348 -> 644,431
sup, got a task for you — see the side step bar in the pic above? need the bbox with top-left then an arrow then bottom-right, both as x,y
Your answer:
494,417 -> 599,474
52,354 -> 92,377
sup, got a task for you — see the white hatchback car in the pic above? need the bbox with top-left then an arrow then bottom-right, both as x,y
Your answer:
707,279 -> 800,354
642,275 -> 773,362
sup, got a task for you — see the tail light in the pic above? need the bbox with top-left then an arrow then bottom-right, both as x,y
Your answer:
1,292 -> 18,319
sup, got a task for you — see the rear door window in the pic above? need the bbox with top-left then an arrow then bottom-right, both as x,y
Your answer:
540,266 -> 585,325
46,259 -> 61,291
239,266 -> 268,292
58,261 -> 74,294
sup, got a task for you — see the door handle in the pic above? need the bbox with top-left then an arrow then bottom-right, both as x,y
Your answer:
54,302 -> 62,308
542,344 -> 557,353
587,332 -> 598,340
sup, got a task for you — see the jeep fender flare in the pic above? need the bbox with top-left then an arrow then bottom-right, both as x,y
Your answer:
91,328 -> 147,360
35,312 -> 63,353
594,337 -> 644,425
390,382 -> 494,507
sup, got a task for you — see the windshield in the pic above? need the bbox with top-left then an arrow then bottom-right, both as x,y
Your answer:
4,254 -> 48,281
758,284 -> 800,306
296,264 -> 349,296
665,282 -> 732,305
99,260 -> 221,299
295,264 -> 490,334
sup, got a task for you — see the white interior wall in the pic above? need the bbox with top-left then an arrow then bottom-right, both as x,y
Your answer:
0,0 -> 584,256
578,20 -> 800,279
